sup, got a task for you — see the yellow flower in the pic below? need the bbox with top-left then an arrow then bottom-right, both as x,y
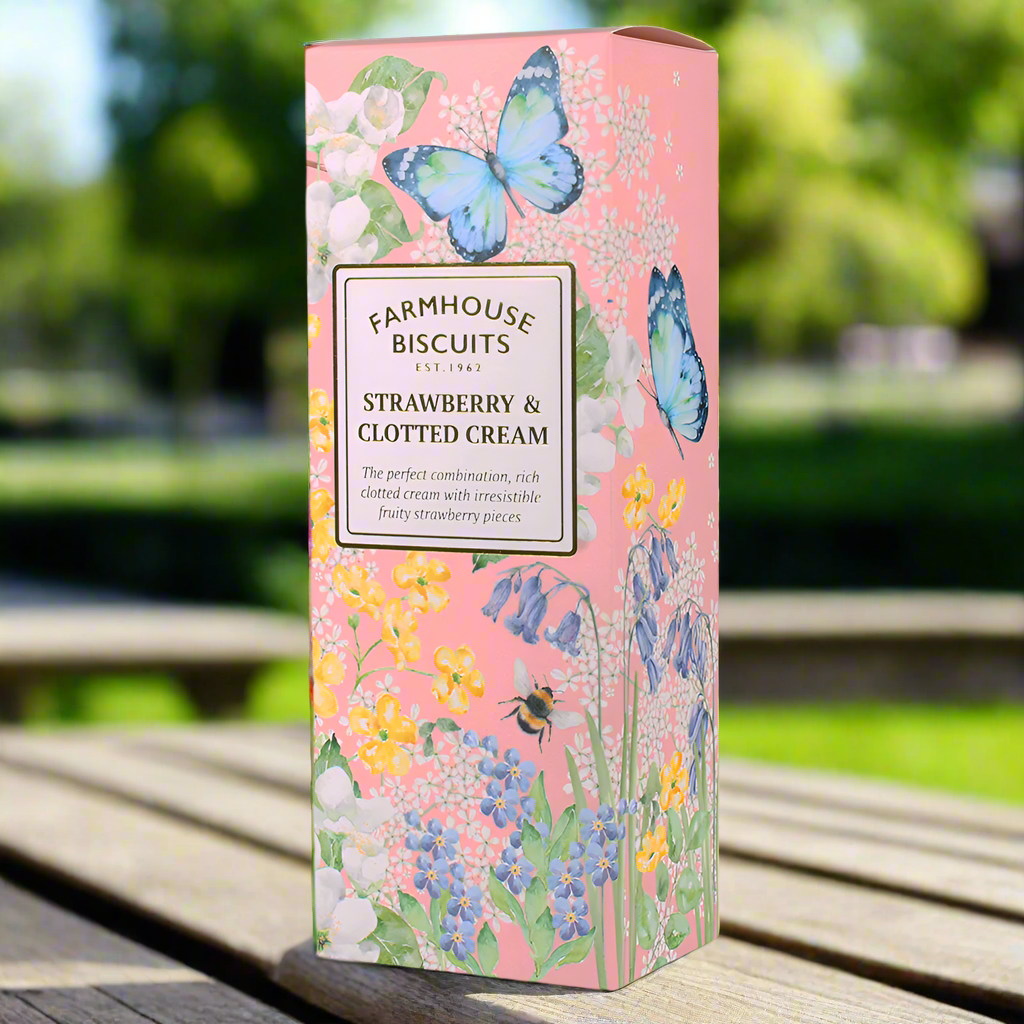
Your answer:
311,516 -> 335,562
622,462 -> 655,530
308,314 -> 321,347
392,551 -> 451,613
332,565 -> 386,620
636,824 -> 669,873
657,478 -> 686,528
381,598 -> 420,670
432,645 -> 485,715
310,487 -> 334,523
350,693 -> 416,775
310,635 -> 342,718
309,389 -> 334,452
659,751 -> 686,813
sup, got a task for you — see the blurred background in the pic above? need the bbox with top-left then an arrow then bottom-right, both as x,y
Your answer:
0,0 -> 1021,800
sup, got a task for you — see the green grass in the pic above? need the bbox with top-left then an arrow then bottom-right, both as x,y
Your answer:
722,703 -> 1024,805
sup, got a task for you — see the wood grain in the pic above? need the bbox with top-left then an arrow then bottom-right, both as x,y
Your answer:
0,880 -> 301,1023
275,937 -> 1002,1024
722,758 -> 1024,839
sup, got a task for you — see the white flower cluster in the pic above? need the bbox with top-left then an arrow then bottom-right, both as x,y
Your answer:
305,81 -> 406,302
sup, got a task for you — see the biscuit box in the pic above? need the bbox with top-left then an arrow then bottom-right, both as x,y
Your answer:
306,26 -> 718,989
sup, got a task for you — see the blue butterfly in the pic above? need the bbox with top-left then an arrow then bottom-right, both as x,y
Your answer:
645,265 -> 709,459
382,46 -> 584,262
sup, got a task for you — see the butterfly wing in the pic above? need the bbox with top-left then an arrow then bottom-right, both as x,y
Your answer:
496,46 -> 584,214
382,145 -> 508,261
648,266 -> 709,447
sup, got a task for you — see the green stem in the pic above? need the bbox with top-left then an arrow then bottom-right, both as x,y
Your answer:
356,638 -> 381,667
698,745 -> 714,943
627,673 -> 642,982
688,849 -> 703,947
592,874 -> 608,989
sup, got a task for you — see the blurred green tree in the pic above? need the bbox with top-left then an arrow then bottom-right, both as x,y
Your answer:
590,0 -> 1023,352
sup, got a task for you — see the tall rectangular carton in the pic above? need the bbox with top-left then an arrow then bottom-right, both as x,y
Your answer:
307,26 -> 718,989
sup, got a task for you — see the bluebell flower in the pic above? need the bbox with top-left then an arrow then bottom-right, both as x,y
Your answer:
547,856 -> 585,898
482,734 -> 499,756
508,814 -> 548,849
513,573 -> 523,592
544,610 -> 582,656
645,655 -> 663,694
552,896 -> 591,940
520,590 -> 549,644
480,778 -> 519,828
688,757 -> 698,799
632,574 -> 645,603
462,729 -> 480,748
481,576 -> 513,622
674,610 -> 692,675
479,756 -> 496,776
446,879 -> 484,922
404,810 -> 421,828
580,804 -> 618,845
692,625 -> 709,680
689,704 -> 710,759
585,839 -> 619,886
636,607 -> 658,661
665,536 -> 680,575
504,573 -> 545,641
495,845 -> 534,895
649,536 -> 668,600
420,818 -> 459,860
404,832 -> 422,851
662,616 -> 678,662
413,853 -> 449,898
493,747 -> 537,794
440,914 -> 476,961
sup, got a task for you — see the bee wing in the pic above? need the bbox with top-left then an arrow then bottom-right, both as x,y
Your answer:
513,658 -> 533,698
549,709 -> 584,730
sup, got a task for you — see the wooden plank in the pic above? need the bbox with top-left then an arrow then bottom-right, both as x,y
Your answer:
0,764 -> 309,968
0,994 -> 55,1024
721,857 -> 1024,1013
0,880 -> 303,1023
722,758 -> 1024,839
0,755 -> 1013,1023
275,937 -> 1001,1024
723,790 -> 1024,870
721,807 -> 1024,920
0,730 -> 309,859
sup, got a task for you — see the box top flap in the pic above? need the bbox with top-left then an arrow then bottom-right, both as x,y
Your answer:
612,26 -> 714,52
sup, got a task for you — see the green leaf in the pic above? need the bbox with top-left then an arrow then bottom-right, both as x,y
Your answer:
312,736 -> 351,783
585,711 -> 613,807
664,911 -> 691,950
398,891 -> 432,934
349,57 -> 447,129
399,70 -> 447,132
529,771 -> 553,832
638,893 -> 660,950
520,822 -> 547,882
370,905 -> 423,967
445,948 -> 483,974
655,860 -> 671,902
317,830 -> 345,871
524,874 -> 548,927
430,886 -> 446,940
643,763 -> 660,804
358,179 -> 421,260
667,808 -> 684,861
574,292 -> 611,400
488,867 -> 527,932
530,906 -> 556,966
423,734 -> 435,758
652,955 -> 669,970
686,810 -> 711,852
547,806 -> 577,862
418,720 -> 435,738
477,921 -> 499,975
471,553 -> 508,572
435,717 -> 460,733
674,867 -> 701,913
538,929 -> 595,975
347,614 -> 360,630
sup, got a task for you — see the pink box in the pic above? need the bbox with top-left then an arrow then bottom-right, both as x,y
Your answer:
306,26 -> 718,989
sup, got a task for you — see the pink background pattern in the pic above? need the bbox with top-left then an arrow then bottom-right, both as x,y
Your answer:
306,28 -> 718,989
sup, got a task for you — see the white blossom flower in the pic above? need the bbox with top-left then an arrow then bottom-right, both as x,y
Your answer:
307,180 -> 336,303
355,86 -> 405,145
328,195 -> 372,256
576,395 -> 617,497
322,133 -> 377,193
306,83 -> 334,145
578,506 -> 597,543
604,326 -> 646,430
323,895 -> 379,962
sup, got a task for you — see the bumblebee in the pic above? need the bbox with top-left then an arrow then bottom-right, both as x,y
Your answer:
499,658 -> 583,750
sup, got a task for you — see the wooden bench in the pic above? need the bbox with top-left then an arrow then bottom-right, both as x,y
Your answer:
1,724 -> 1022,1023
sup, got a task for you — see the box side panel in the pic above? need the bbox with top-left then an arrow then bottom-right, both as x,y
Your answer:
308,31 -> 718,990
608,31 -> 720,977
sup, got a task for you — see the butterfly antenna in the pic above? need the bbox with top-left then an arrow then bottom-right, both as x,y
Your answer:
638,378 -> 657,401
455,125 -> 487,155
478,107 -> 491,152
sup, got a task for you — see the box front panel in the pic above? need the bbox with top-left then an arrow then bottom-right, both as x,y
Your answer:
307,31 -> 718,988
